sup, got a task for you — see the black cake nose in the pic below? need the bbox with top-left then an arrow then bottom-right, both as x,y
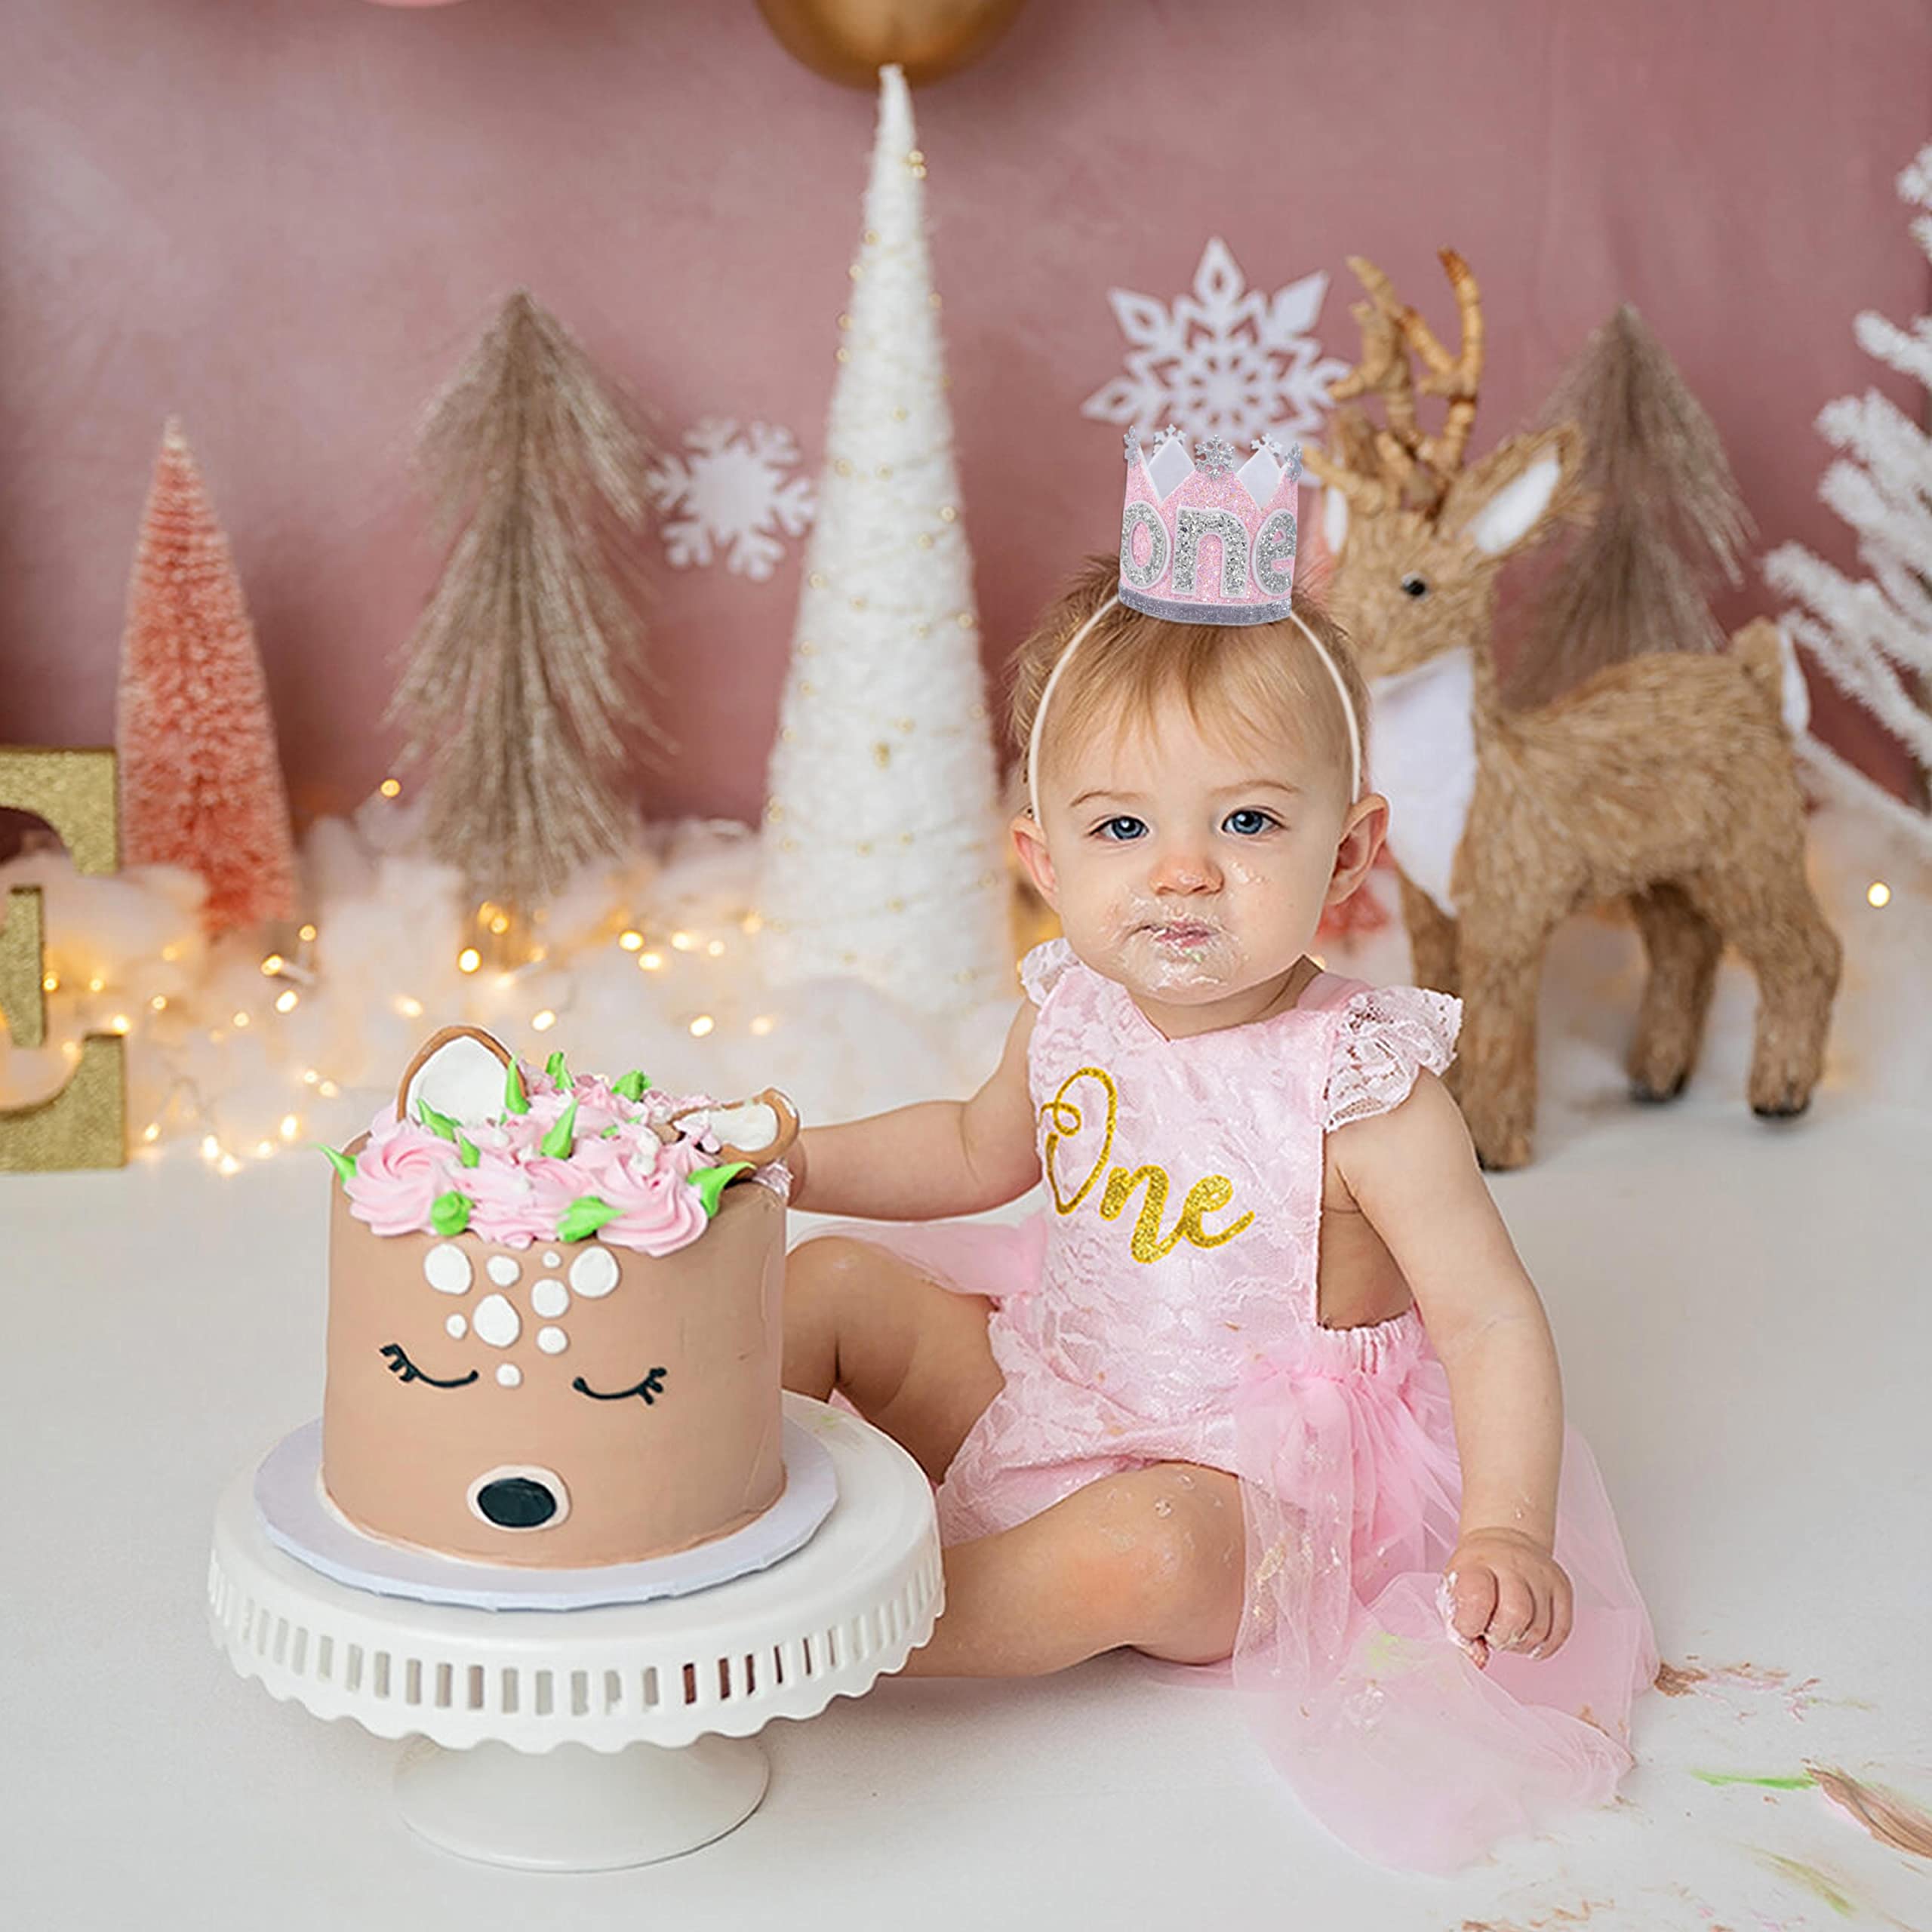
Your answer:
473,1475 -> 558,1529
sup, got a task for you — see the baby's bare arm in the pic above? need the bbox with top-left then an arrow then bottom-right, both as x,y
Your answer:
787,1001 -> 1040,1220
1332,1072 -> 1573,1658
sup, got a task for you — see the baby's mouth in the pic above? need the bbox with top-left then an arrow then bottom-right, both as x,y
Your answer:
1144,919 -> 1221,946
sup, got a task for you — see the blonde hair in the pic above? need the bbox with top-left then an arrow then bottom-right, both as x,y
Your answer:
1011,555 -> 1370,808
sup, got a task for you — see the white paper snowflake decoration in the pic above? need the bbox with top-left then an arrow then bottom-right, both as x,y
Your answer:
645,420 -> 816,580
1081,238 -> 1348,445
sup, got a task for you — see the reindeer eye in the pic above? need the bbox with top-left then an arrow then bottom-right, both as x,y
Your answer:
1399,574 -> 1430,598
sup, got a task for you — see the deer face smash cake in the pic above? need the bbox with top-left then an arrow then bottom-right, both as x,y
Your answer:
320,1026 -> 800,1568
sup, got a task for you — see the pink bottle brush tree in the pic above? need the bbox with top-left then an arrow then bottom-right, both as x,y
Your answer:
115,420 -> 298,934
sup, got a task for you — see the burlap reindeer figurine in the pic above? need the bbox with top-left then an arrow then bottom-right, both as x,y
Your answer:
1307,251 -> 1841,1169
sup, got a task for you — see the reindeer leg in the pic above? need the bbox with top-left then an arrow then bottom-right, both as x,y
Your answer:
1627,883 -> 1724,1103
1398,871 -> 1460,999
1451,901 -> 1558,1171
1683,868 -> 1841,1119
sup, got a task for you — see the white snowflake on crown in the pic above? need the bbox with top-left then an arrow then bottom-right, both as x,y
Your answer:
644,420 -> 817,581
1081,238 -> 1349,444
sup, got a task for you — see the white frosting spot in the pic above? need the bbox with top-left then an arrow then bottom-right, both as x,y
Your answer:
423,1244 -> 472,1295
472,1294 -> 521,1348
537,1327 -> 568,1355
486,1255 -> 521,1286
445,1314 -> 467,1340
531,1278 -> 569,1319
569,1247 -> 620,1298
496,1363 -> 522,1388
708,1100 -> 780,1152
543,1251 -> 561,1268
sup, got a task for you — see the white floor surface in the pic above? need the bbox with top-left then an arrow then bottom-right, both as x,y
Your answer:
4,934 -> 1930,1931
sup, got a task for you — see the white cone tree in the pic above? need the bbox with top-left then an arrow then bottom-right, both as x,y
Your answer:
1764,141 -> 1932,857
758,65 -> 1011,1013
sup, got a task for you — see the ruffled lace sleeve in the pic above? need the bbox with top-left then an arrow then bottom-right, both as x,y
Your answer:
1323,985 -> 1462,1131
1018,937 -> 1076,1008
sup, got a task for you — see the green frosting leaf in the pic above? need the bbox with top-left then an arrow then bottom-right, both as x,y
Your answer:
601,1124 -> 622,1138
317,1145 -> 358,1187
545,1049 -> 571,1087
611,1069 -> 651,1101
430,1190 -> 472,1236
540,1097 -> 580,1160
417,1097 -> 459,1142
455,1133 -> 481,1169
503,1059 -> 530,1115
690,1161 -> 752,1217
557,1195 -> 623,1242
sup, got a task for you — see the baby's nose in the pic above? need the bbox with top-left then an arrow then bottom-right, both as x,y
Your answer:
1149,843 -> 1222,894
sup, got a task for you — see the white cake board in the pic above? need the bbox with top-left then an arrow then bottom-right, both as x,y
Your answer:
209,1395 -> 943,1870
254,1417 -> 837,1610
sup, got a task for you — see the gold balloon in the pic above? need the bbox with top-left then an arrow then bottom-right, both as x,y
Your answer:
755,0 -> 1028,88
0,747 -> 128,1171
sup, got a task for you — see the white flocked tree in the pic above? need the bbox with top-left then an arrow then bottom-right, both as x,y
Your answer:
757,64 -> 1012,1014
1764,141 -> 1932,858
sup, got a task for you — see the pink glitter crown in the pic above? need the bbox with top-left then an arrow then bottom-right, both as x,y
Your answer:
1117,425 -> 1303,626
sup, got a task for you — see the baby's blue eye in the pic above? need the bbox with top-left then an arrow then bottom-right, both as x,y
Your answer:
1223,808 -> 1277,836
1097,815 -> 1147,841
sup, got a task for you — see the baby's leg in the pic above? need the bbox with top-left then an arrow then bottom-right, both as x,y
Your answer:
783,1235 -> 1004,1481
786,1241 -> 1244,1678
899,1463 -> 1246,1678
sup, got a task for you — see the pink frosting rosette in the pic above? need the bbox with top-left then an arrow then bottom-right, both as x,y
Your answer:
571,1135 -> 712,1257
345,1117 -> 461,1237
465,1150 -> 589,1248
459,1148 -> 545,1248
555,1072 -> 635,1139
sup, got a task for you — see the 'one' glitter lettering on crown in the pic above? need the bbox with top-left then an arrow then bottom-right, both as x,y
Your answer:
1117,428 -> 1305,626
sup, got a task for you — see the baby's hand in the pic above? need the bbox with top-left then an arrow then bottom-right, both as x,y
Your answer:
1441,1529 -> 1573,1669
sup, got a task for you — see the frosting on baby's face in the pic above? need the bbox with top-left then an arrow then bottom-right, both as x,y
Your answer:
1018,701 -> 1383,1035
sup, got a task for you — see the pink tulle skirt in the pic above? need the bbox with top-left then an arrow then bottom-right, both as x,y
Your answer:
804,1214 -> 1658,1872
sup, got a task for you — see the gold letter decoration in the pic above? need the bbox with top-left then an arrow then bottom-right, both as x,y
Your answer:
1041,1064 -> 1251,1264
0,748 -> 127,1171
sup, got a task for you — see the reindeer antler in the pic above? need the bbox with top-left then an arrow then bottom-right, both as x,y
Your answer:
1306,248 -> 1485,518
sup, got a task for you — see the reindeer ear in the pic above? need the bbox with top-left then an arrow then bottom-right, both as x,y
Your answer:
1321,485 -> 1350,561
1444,425 -> 1581,558
396,1026 -> 515,1125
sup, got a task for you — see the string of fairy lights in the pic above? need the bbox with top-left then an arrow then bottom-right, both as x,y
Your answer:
17,777 -> 796,1177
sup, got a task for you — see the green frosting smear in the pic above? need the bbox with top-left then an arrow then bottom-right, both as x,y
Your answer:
503,1059 -> 530,1115
557,1195 -> 623,1242
545,1049 -> 571,1087
611,1069 -> 651,1101
691,1161 -> 752,1217
540,1097 -> 580,1160
417,1097 -> 460,1142
455,1133 -> 482,1169
430,1189 -> 472,1236
317,1145 -> 358,1187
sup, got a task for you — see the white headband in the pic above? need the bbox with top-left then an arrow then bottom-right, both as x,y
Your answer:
1024,592 -> 1364,823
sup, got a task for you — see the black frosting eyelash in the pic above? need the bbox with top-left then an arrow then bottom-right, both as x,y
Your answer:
571,1367 -> 669,1404
380,1343 -> 478,1390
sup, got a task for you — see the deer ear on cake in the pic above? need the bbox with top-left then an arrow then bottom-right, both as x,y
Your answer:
396,1026 -> 517,1126
669,1089 -> 801,1170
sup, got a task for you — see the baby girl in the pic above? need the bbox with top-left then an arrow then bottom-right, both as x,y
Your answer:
781,431 -> 1655,1871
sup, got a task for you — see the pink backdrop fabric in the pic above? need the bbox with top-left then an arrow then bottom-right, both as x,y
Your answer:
2,0 -> 1927,828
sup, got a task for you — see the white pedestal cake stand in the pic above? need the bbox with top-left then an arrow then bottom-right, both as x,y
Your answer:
207,1395 -> 943,1871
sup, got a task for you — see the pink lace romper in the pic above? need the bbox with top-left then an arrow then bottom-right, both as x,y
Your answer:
813,938 -> 1657,1871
